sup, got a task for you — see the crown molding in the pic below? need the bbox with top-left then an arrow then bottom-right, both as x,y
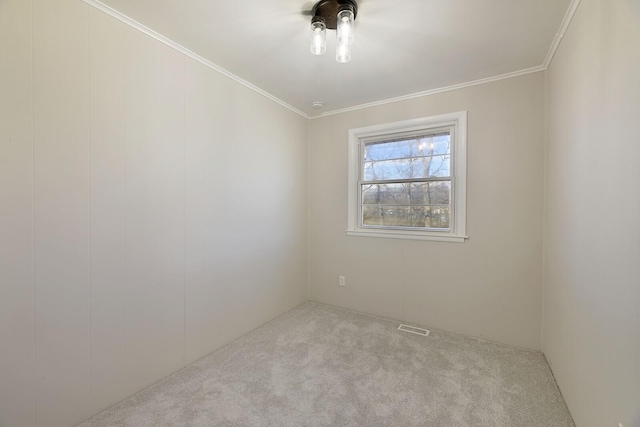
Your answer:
542,0 -> 582,69
83,0 -> 580,121
313,0 -> 581,119
82,0 -> 310,119
313,65 -> 546,118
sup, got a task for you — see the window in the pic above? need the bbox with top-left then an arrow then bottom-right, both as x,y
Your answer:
347,112 -> 467,242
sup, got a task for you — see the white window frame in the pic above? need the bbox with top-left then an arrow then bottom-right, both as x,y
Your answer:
347,111 -> 468,243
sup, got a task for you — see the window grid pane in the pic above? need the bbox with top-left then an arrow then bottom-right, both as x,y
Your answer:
363,134 -> 451,182
363,155 -> 450,180
362,206 -> 451,229
360,132 -> 453,230
361,182 -> 451,206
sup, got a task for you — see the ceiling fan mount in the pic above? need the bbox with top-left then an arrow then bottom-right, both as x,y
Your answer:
311,0 -> 358,30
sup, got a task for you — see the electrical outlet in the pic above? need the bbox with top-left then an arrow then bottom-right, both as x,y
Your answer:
339,276 -> 346,287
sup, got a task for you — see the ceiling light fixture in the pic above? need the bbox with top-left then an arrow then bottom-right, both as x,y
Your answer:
310,0 -> 357,63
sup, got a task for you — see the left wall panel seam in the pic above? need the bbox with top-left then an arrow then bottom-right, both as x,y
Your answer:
31,0 -> 37,424
87,2 -> 93,418
183,54 -> 187,369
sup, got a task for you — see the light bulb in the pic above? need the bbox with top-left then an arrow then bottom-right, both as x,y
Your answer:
310,20 -> 326,55
336,43 -> 351,63
336,9 -> 355,45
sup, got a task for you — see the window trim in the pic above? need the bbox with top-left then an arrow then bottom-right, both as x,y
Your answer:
347,111 -> 468,243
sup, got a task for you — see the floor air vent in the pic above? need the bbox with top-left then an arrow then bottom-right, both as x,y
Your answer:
398,324 -> 430,337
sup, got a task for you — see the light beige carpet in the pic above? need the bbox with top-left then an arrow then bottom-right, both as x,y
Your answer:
78,303 -> 574,426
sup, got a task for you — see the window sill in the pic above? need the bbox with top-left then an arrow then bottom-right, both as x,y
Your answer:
346,229 -> 468,243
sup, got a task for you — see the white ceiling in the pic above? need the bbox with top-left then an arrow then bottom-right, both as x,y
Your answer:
95,0 -> 572,117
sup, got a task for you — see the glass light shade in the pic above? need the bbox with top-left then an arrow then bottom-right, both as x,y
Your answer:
336,9 -> 355,45
310,20 -> 326,55
336,42 -> 351,63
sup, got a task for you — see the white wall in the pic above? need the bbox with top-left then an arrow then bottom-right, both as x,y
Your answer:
0,1 -> 308,426
0,0 -> 35,426
309,73 -> 546,350
543,1 -> 640,426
